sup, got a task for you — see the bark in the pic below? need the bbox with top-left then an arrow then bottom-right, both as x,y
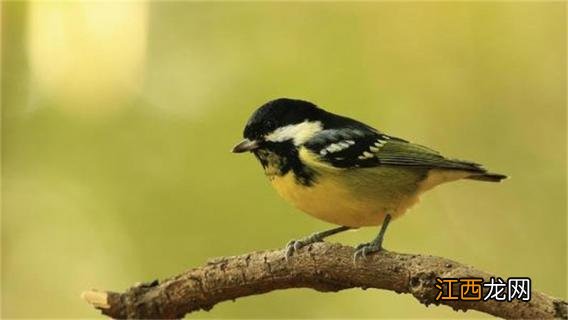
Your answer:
82,243 -> 567,319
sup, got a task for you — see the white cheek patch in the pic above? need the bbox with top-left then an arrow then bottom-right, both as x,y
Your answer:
266,120 -> 323,145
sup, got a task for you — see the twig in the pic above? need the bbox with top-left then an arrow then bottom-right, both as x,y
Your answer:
82,243 -> 567,319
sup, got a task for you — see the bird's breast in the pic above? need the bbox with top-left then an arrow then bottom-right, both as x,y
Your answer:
269,167 -> 424,227
259,147 -> 431,227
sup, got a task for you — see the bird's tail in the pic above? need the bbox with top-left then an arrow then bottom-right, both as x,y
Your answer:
466,172 -> 508,182
441,158 -> 507,183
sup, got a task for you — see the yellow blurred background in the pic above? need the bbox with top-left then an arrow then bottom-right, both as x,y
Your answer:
2,1 -> 566,318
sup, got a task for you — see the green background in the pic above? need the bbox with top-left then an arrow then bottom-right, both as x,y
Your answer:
2,1 -> 566,318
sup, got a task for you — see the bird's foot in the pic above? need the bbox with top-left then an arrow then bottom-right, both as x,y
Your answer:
353,241 -> 384,261
285,233 -> 323,258
353,214 -> 391,262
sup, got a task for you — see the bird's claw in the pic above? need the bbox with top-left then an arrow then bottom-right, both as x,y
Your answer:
285,234 -> 322,259
353,242 -> 383,261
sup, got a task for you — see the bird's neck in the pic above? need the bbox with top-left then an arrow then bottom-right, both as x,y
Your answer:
254,144 -> 318,186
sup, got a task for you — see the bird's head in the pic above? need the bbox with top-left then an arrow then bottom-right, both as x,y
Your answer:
232,98 -> 325,155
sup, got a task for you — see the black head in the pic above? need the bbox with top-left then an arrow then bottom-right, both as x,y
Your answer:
232,98 -> 327,185
244,98 -> 323,140
232,98 -> 325,153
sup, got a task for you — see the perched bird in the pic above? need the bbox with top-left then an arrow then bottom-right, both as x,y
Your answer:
232,98 -> 506,259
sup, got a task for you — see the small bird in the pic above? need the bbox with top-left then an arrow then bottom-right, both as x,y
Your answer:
232,98 -> 506,259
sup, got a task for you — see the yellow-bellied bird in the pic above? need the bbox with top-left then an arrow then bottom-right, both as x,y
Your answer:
232,98 -> 506,259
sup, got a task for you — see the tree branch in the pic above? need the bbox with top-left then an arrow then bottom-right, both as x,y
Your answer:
82,243 -> 567,319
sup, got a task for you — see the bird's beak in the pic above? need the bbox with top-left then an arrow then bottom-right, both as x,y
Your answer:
232,138 -> 259,153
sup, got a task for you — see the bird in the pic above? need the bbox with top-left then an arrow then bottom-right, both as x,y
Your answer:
232,98 -> 506,259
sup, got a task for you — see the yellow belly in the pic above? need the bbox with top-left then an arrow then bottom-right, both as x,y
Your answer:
264,148 -> 469,227
269,169 -> 420,227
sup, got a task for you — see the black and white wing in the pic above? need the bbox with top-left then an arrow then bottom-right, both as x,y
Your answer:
304,127 -> 486,172
304,127 -> 389,168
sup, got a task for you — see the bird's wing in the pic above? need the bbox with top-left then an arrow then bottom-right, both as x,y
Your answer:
304,127 -> 486,172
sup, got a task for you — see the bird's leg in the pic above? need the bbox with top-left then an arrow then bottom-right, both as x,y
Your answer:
286,226 -> 351,258
353,213 -> 392,260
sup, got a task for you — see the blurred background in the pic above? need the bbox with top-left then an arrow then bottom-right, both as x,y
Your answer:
2,1 -> 566,318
